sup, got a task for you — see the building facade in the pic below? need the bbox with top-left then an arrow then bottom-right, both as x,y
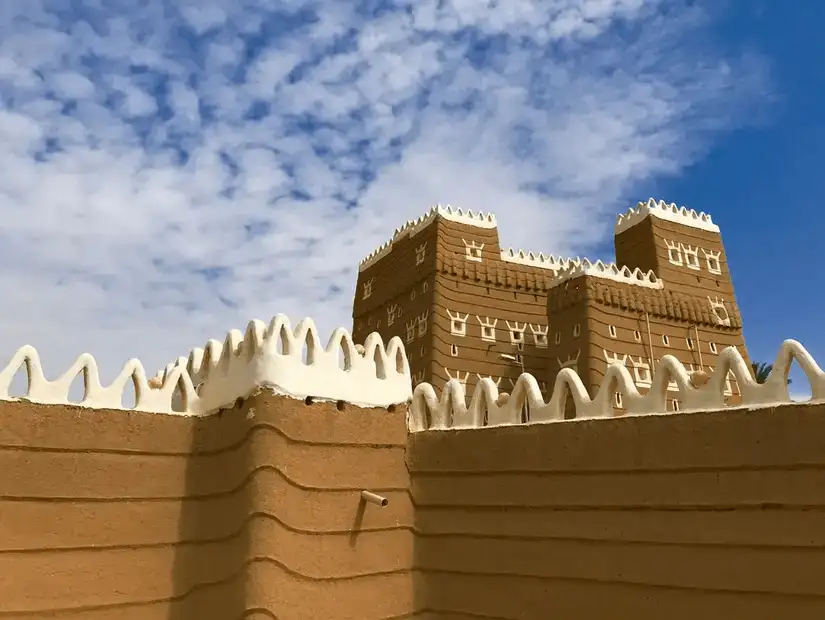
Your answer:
351,200 -> 750,411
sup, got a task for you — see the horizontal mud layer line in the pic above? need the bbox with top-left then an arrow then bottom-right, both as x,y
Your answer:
4,524 -> 825,555
408,463 -> 825,475
0,558 -> 412,617
0,399 -> 407,453
0,510 -> 416,553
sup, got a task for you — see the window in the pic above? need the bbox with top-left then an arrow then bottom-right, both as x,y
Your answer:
482,325 -> 495,341
614,392 -> 623,408
420,345 -> 425,357
672,399 -> 680,412
362,277 -> 375,299
417,311 -> 429,336
386,304 -> 400,327
377,319 -> 382,328
662,334 -> 670,346
686,337 -> 694,350
410,289 -> 416,301
450,344 -> 458,357
683,245 -> 700,270
709,342 -> 718,354
665,240 -> 682,266
405,319 -> 417,343
704,249 -> 722,274
507,321 -> 527,345
573,324 -> 581,338
608,325 -> 617,338
448,310 -> 468,337
422,281 -> 429,292
415,243 -> 427,265
554,332 -> 561,345
531,326 -> 548,348
633,330 -> 641,342
463,239 -> 484,262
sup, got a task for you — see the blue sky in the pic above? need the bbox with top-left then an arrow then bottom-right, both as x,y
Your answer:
0,0 -> 819,397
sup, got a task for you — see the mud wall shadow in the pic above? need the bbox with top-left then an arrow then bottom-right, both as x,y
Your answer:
168,398 -> 255,620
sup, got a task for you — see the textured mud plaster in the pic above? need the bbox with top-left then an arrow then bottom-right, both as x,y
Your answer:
0,392 -> 413,620
407,401 -> 825,620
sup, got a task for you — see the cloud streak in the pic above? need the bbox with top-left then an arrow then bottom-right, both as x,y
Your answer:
0,0 -> 767,377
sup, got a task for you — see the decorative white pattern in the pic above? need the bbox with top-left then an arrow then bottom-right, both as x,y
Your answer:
548,259 -> 662,289
0,315 -> 412,415
359,204 -> 497,271
409,340 -> 825,431
499,249 -> 580,271
615,198 -> 720,235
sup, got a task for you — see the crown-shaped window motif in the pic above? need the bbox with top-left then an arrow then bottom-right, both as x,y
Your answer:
417,310 -> 430,337
476,316 -> 498,343
682,243 -> 701,270
445,368 -> 469,386
506,321 -> 527,345
703,248 -> 722,274
628,356 -> 652,387
447,309 -> 469,336
411,370 -> 426,386
415,242 -> 427,266
362,277 -> 375,299
557,349 -> 580,370
529,324 -> 549,348
386,304 -> 400,327
603,349 -> 628,366
707,296 -> 731,327
664,239 -> 683,266
463,239 -> 484,262
405,318 -> 418,343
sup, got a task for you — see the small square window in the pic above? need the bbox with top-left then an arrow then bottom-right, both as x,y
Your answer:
614,392 -> 623,408
450,344 -> 458,357
662,334 -> 670,346
482,326 -> 496,341
608,325 -> 617,338
709,342 -> 718,354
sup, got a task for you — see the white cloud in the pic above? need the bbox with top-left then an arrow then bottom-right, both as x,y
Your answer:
0,0 -> 768,380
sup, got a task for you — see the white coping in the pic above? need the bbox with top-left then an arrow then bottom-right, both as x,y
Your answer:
359,203 -> 497,272
499,249 -> 581,271
408,339 -> 825,431
547,258 -> 663,289
0,314 -> 412,415
615,198 -> 720,235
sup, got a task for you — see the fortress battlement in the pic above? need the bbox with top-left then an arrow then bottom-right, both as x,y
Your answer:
359,204 -> 497,272
616,197 -> 719,235
547,258 -> 663,289
499,248 -> 581,271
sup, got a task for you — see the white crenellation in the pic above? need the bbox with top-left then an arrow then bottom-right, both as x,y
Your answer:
615,198 -> 720,235
0,315 -> 412,415
548,259 -> 663,289
500,249 -> 581,271
359,204 -> 497,272
408,339 -> 825,431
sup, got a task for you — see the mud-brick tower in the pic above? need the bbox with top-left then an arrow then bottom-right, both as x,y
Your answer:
352,205 -> 576,399
544,198 -> 750,414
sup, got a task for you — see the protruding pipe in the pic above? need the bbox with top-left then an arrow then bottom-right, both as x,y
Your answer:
361,490 -> 388,507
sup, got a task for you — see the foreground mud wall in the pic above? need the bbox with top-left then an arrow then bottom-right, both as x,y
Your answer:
0,393 -> 413,620
407,402 -> 825,619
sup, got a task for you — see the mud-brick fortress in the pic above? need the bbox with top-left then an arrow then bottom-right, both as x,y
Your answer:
0,198 -> 824,619
354,198 -> 749,414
